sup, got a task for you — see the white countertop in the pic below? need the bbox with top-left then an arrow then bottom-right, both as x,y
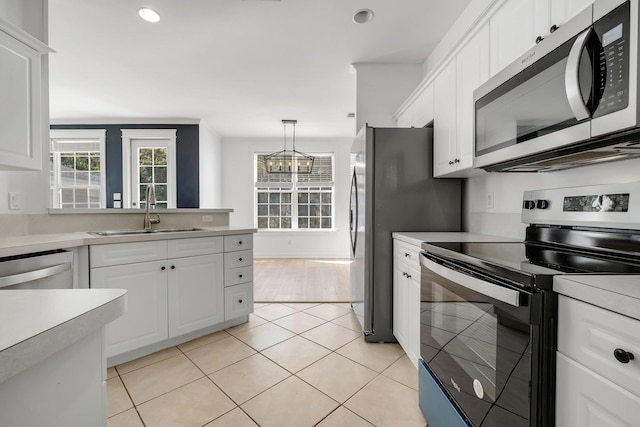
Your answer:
392,231 -> 521,247
0,289 -> 127,383
0,226 -> 257,258
554,275 -> 640,321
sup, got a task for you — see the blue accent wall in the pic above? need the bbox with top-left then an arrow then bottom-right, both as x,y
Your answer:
50,124 -> 200,208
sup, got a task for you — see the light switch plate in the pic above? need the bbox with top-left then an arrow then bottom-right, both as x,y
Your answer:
113,201 -> 122,208
113,192 -> 121,201
8,192 -> 20,210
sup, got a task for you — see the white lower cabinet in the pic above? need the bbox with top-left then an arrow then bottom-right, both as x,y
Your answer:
90,234 -> 253,359
90,259 -> 168,358
168,253 -> 224,337
393,239 -> 421,369
556,295 -> 640,426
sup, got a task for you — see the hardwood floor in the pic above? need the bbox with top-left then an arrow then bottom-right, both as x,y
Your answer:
253,258 -> 351,302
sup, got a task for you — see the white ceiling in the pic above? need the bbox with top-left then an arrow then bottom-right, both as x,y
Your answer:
48,0 -> 472,138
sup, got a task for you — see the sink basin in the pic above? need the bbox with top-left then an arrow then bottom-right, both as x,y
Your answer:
91,227 -> 202,236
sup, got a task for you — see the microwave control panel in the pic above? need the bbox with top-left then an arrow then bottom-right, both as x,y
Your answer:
593,1 -> 630,118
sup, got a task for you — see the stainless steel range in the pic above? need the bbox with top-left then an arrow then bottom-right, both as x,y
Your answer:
418,182 -> 640,427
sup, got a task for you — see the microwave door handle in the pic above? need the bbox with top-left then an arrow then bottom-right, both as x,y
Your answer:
565,28 -> 592,121
420,253 -> 523,307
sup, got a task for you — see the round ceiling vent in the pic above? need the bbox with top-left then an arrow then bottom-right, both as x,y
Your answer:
352,9 -> 374,24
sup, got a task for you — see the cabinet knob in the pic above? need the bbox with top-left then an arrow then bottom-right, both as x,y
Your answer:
449,160 -> 454,165
161,266 -> 166,271
238,241 -> 243,245
614,348 -> 635,364
402,272 -> 407,277
238,257 -> 243,262
238,299 -> 243,304
406,274 -> 412,279
404,252 -> 410,257
550,24 -> 559,33
454,158 -> 460,164
239,274 -> 243,278
171,265 -> 175,270
535,35 -> 544,44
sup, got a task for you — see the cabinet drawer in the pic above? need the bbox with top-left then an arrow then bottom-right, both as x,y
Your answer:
224,282 -> 253,321
224,250 -> 253,269
393,239 -> 421,269
90,241 -> 167,268
224,234 -> 253,252
556,353 -> 640,427
225,266 -> 253,287
168,237 -> 223,258
558,295 -> 640,396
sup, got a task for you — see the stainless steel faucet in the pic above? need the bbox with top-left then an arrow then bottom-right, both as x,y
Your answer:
143,185 -> 161,230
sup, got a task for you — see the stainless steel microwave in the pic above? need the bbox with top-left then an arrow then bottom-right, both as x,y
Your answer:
474,0 -> 640,172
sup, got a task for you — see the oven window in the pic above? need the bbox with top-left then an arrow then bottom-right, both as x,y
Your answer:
420,264 -> 532,426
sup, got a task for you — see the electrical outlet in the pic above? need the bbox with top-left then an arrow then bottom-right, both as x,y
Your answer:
113,201 -> 122,209
8,192 -> 20,210
113,192 -> 121,201
486,192 -> 495,209
201,215 -> 214,223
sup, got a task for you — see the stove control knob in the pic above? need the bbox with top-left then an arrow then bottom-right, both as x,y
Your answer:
536,199 -> 549,209
523,200 -> 536,210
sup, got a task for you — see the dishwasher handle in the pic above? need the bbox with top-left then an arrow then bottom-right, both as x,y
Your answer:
0,263 -> 72,289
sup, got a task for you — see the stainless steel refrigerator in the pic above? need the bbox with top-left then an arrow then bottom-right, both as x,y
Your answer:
349,125 -> 461,342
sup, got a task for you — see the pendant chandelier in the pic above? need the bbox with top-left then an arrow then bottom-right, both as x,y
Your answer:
265,119 -> 314,174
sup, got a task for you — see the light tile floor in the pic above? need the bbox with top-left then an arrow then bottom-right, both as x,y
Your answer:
107,303 -> 428,427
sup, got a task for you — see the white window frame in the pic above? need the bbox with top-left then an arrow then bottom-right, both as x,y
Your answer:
254,152 -> 335,231
49,129 -> 107,209
121,129 -> 177,208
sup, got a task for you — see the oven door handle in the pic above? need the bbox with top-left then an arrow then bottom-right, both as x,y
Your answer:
420,253 -> 524,307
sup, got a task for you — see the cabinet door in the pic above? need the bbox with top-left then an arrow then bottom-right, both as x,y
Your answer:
397,84 -> 434,128
556,353 -> 640,427
167,253 -> 224,337
456,23 -> 490,172
551,0 -> 593,27
433,58 -> 458,177
0,29 -> 44,171
91,261 -> 168,357
393,261 -> 409,349
490,0 -> 550,76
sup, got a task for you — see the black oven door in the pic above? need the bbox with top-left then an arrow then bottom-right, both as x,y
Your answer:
418,252 -> 555,427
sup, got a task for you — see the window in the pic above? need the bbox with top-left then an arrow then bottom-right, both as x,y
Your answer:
121,129 -> 177,208
49,129 -> 106,209
255,154 -> 334,230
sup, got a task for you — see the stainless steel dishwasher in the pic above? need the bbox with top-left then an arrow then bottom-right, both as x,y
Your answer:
0,249 -> 74,289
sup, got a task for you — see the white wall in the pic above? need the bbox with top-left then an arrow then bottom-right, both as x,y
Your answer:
465,158 -> 640,238
0,0 -> 49,215
198,121 -> 223,208
221,137 -> 352,258
354,63 -> 423,131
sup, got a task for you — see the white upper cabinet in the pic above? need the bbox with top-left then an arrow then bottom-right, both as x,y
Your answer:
0,19 -> 50,171
396,83 -> 434,128
490,0 -> 550,76
456,23 -> 490,174
551,0 -> 594,28
433,58 -> 458,177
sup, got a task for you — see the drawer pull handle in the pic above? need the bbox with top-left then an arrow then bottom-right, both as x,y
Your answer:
614,348 -> 635,364
406,274 -> 412,279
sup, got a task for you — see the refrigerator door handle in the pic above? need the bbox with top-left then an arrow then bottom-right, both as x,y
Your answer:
349,169 -> 358,256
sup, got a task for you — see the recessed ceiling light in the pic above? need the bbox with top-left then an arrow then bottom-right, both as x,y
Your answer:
138,8 -> 160,23
353,9 -> 374,24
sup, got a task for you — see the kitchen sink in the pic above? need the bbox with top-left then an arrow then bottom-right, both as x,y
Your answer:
91,227 -> 202,236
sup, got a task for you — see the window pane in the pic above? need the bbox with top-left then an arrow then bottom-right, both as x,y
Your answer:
61,188 -> 74,204
154,166 -> 167,184
298,193 -> 308,203
89,188 -> 100,204
269,218 -> 280,228
257,193 -> 268,203
321,193 -> 331,203
61,171 -> 74,185
321,205 -> 331,216
155,185 -> 167,201
269,205 -> 280,216
282,193 -> 291,203
76,171 -> 89,185
90,155 -> 100,171
299,205 -> 308,216
154,148 -> 167,165
140,167 -> 153,183
310,205 -> 320,216
258,218 -> 268,228
269,193 -> 281,203
281,217 -> 292,229
75,188 -> 88,203
298,218 -> 309,228
309,193 -> 320,203
156,202 -> 168,209
61,156 -> 74,169
282,204 -> 291,216
139,148 -> 153,165
90,172 -> 101,186
75,155 -> 88,171
258,205 -> 268,216
310,218 -> 320,228
322,218 -> 332,228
